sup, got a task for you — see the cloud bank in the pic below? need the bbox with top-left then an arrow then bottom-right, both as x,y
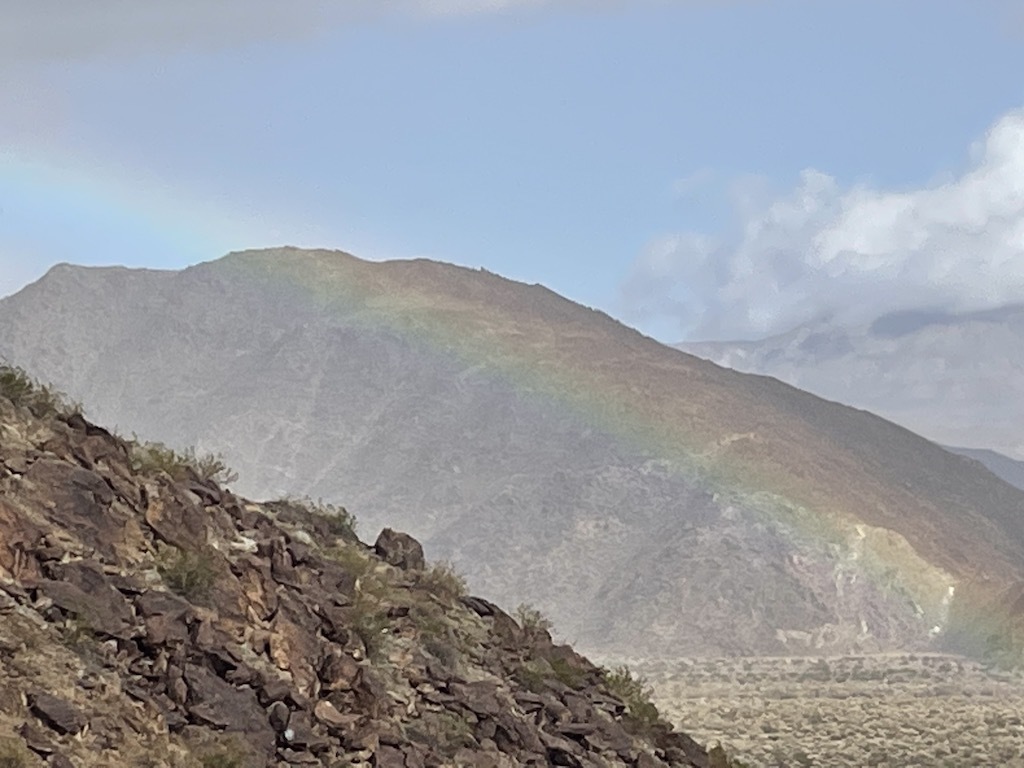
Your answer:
0,0 -> 676,67
623,108 -> 1024,341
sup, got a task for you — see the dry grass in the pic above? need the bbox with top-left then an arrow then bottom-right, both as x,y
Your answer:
630,653 -> 1024,767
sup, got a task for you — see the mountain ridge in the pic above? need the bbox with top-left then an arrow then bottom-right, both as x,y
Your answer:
674,305 -> 1024,463
3,248 -> 1024,662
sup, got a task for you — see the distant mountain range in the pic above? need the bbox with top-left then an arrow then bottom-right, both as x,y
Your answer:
3,249 -> 1024,662
943,447 -> 1024,493
675,305 -> 1024,467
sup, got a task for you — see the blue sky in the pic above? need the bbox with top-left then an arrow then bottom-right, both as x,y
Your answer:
2,0 -> 1023,341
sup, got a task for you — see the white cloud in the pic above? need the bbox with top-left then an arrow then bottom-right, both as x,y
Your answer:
623,108 -> 1024,341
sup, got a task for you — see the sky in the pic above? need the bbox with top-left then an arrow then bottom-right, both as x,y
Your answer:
2,0 -> 1024,342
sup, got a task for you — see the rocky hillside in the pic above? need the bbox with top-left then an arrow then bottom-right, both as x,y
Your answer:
0,367 -> 732,768
3,250 -> 1024,663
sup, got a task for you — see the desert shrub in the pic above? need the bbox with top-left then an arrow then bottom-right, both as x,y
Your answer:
0,738 -> 32,768
514,659 -> 551,693
709,744 -> 752,768
514,657 -> 586,693
419,560 -> 467,598
265,496 -> 358,541
60,618 -> 98,654
199,749 -> 244,768
325,542 -> 374,582
130,439 -> 237,485
158,547 -> 218,601
423,635 -> 461,670
602,665 -> 661,733
799,658 -> 832,682
405,711 -> 472,756
194,737 -> 251,768
316,501 -> 358,539
0,363 -> 77,419
350,600 -> 389,661
515,603 -> 553,636
549,656 -> 585,687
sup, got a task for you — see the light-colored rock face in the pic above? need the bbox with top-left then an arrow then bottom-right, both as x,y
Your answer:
675,306 -> 1024,464
3,250 -> 1024,662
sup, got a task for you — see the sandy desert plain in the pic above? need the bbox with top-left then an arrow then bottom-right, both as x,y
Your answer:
625,654 -> 1024,767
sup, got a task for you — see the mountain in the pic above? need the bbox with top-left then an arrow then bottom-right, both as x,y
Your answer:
944,446 -> 1024,493
674,306 -> 1024,464
0,368 -> 729,768
3,249 -> 1024,663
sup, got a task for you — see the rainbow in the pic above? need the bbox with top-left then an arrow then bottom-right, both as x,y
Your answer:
209,247 -> 1024,658
0,149 -> 253,279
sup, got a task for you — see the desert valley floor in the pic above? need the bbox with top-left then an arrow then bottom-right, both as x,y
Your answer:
630,653 -> 1024,767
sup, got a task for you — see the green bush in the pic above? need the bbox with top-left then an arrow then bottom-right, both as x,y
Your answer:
158,547 -> 218,601
0,737 -> 32,768
199,750 -> 245,768
549,656 -> 585,687
0,363 -> 77,419
350,600 -> 389,661
265,496 -> 358,541
419,560 -> 467,598
514,659 -> 550,693
602,665 -> 661,733
515,603 -> 553,636
130,439 -> 237,485
325,542 -> 373,580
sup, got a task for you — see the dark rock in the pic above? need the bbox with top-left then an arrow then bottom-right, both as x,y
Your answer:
281,711 -> 329,752
319,650 -> 361,691
183,663 -> 272,755
373,528 -> 425,571
135,588 -> 193,619
22,459 -> 128,561
143,489 -> 208,552
452,681 -> 502,718
634,756 -> 668,768
18,721 -> 55,754
34,562 -> 135,638
376,744 -> 407,768
29,693 -> 86,735
268,701 -> 291,733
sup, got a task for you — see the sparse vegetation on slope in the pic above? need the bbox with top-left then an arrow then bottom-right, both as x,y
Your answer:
0,372 -> 743,767
129,438 -> 238,485
638,654 -> 1024,767
0,361 -> 77,418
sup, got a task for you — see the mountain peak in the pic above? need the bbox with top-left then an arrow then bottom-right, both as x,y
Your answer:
2,251 -> 1024,666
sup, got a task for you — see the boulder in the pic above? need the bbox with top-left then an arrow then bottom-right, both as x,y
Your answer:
373,528 -> 425,571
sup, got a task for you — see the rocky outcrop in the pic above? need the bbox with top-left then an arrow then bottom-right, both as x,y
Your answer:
0,379 -> 731,767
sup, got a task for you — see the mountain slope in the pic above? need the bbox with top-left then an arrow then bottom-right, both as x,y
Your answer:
3,249 -> 1024,661
0,369 -> 724,768
674,306 -> 1024,463
944,446 -> 1024,493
